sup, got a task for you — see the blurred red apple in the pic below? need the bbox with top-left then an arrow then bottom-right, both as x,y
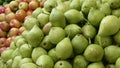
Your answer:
17,0 -> 24,2
7,28 -> 19,37
26,9 -> 33,15
18,26 -> 26,35
0,7 -> 5,14
0,38 -> 7,47
0,47 -> 8,54
0,21 -> 10,31
5,7 -> 12,14
0,29 -> 7,38
0,13 -> 6,22
6,36 -> 16,47
29,0 -> 39,10
10,19 -> 22,28
9,1 -> 19,12
15,9 -> 27,21
24,0 -> 32,3
19,2 -> 29,11
6,12 -> 16,23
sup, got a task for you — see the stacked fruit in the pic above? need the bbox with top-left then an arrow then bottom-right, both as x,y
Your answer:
1,0 -> 120,68
0,0 -> 46,54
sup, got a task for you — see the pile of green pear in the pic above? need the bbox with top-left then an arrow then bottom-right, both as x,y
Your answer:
1,0 -> 120,68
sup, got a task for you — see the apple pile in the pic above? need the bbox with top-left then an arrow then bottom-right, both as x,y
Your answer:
0,0 -> 46,53
1,0 -> 120,68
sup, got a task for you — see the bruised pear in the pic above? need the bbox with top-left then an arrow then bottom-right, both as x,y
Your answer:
65,24 -> 82,39
20,63 -> 37,68
98,15 -> 120,37
64,9 -> 85,24
36,55 -> 54,68
31,47 -> 47,62
72,34 -> 89,54
26,25 -> 44,47
32,7 -> 42,18
104,45 -> 120,63
56,37 -> 73,59
88,8 -> 105,27
83,44 -> 104,62
49,8 -> 66,28
54,60 -> 72,68
73,55 -> 88,68
48,27 -> 65,44
87,62 -> 104,68
70,0 -> 81,10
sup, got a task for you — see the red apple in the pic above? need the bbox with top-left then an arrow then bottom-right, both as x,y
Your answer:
5,36 -> 16,47
18,26 -> 26,35
9,1 -> 19,12
0,21 -> 10,31
29,0 -> 39,10
26,9 -> 33,15
10,19 -> 22,28
24,0 -> 32,3
0,29 -> 7,38
15,9 -> 27,21
0,7 -> 6,14
7,28 -> 19,37
19,2 -> 29,11
6,12 -> 16,23
0,38 -> 7,47
0,47 -> 8,54
0,13 -> 6,22
5,7 -> 12,15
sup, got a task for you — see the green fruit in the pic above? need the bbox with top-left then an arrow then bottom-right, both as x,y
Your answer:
48,27 -> 65,44
87,62 -> 104,68
65,24 -> 82,39
106,64 -> 115,68
88,8 -> 105,27
20,63 -> 37,68
15,38 -> 27,48
26,25 -> 44,47
64,9 -> 84,24
0,60 -> 4,68
54,60 -> 72,68
94,35 -> 112,48
37,13 -> 49,27
31,47 -> 47,62
104,45 -> 120,63
98,15 -> 120,37
10,41 -> 16,50
19,58 -> 33,67
49,8 -> 66,28
70,0 -> 81,10
36,55 -> 54,68
72,34 -> 89,54
73,55 -> 88,68
19,44 -> 32,58
14,35 -> 23,44
48,48 -> 59,62
40,35 -> 54,51
109,0 -> 120,9
6,59 -> 13,68
112,8 -> 120,17
11,48 -> 21,59
24,17 -> 40,30
115,57 -> 120,68
12,56 -> 22,68
82,24 -> 97,39
84,44 -> 104,62
1,49 -> 14,62
56,37 -> 73,59
114,30 -> 120,45
32,7 -> 42,18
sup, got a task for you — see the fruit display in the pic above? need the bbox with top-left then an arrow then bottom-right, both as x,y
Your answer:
1,0 -> 120,68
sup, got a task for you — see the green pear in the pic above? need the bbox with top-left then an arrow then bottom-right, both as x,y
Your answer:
19,58 -> 33,67
73,55 -> 89,68
10,41 -> 16,50
88,8 -> 105,27
81,0 -> 97,15
56,37 -> 73,59
87,62 -> 104,68
15,37 -> 27,48
83,44 -> 104,62
72,34 -> 89,54
98,15 -> 120,37
48,27 -> 65,44
65,24 -> 82,39
94,35 -> 112,48
109,0 -> 120,9
42,22 -> 52,35
6,59 -> 13,68
37,13 -> 49,27
99,3 -> 111,15
70,0 -> 81,10
40,35 -> 54,51
49,8 -> 66,28
106,64 -> 115,68
64,9 -> 85,24
12,56 -> 22,68
42,8 -> 50,15
20,63 -> 37,68
19,44 -> 32,58
21,30 -> 29,40
1,49 -> 14,62
48,48 -> 59,62
54,60 -> 72,68
36,55 -> 54,68
26,25 -> 44,47
31,47 -> 47,62
115,57 -> 120,68
114,30 -> 120,45
11,48 -> 21,59
112,8 -> 120,17
32,7 -> 42,18
44,0 -> 57,12
24,17 -> 40,30
13,35 -> 23,44
104,45 -> 120,63
82,24 -> 97,39
0,60 -> 4,68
